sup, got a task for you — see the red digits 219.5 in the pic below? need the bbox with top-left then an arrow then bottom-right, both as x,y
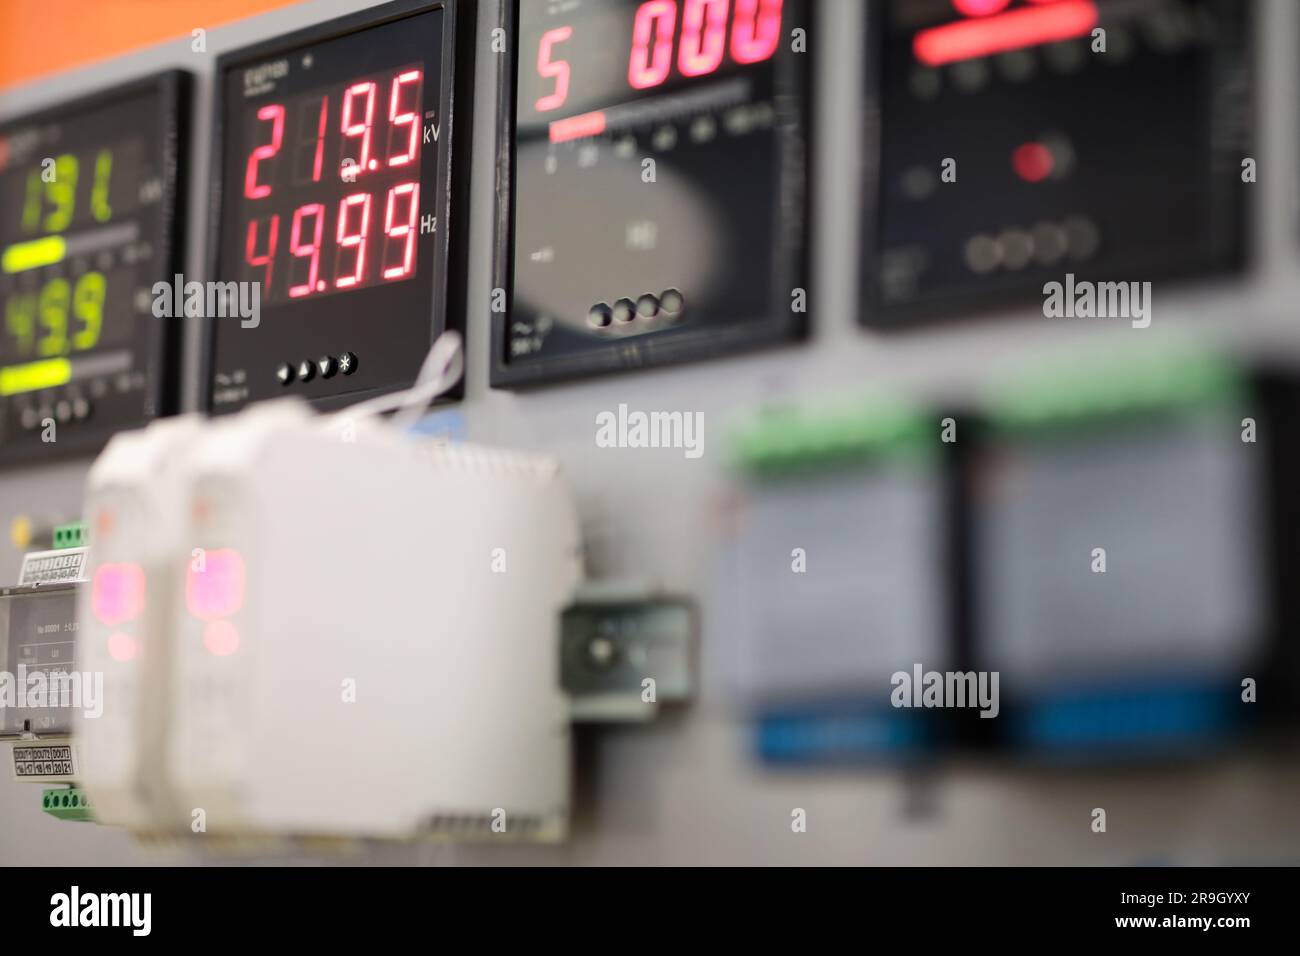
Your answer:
242,68 -> 425,297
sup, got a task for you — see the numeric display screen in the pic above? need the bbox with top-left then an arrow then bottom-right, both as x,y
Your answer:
495,0 -> 809,385
0,585 -> 79,736
864,0 -> 1249,325
208,1 -> 468,411
233,63 -> 426,305
0,73 -> 186,465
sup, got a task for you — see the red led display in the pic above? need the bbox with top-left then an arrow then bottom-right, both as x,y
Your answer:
532,0 -> 784,114
208,3 -> 465,413
232,66 -> 425,304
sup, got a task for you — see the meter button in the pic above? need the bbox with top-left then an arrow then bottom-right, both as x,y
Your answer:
612,299 -> 636,324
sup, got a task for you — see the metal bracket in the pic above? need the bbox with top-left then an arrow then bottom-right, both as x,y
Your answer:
561,582 -> 693,722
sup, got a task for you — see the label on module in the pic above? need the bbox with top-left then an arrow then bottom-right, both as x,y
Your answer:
18,548 -> 88,585
12,742 -> 77,780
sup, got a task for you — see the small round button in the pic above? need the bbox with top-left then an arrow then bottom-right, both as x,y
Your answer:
19,407 -> 38,430
276,362 -> 295,386
659,288 -> 684,315
72,397 -> 91,421
297,359 -> 316,383
612,298 -> 636,323
337,351 -> 358,375
636,294 -> 659,318
54,400 -> 72,423
588,303 -> 613,328
587,637 -> 616,669
317,355 -> 337,379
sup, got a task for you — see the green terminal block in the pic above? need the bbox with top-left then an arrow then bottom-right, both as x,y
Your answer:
52,521 -> 87,550
731,397 -> 935,477
42,787 -> 94,822
984,348 -> 1246,438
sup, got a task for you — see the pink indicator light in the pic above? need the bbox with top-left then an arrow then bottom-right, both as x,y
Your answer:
203,620 -> 241,657
549,110 -> 607,144
914,0 -> 1098,67
186,548 -> 246,621
107,631 -> 139,663
1012,141 -> 1054,182
91,563 -> 145,627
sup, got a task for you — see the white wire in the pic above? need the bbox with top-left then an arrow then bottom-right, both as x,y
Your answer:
322,329 -> 464,431
391,329 -> 465,431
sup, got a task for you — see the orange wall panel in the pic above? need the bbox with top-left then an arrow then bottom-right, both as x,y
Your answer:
0,0 -> 303,90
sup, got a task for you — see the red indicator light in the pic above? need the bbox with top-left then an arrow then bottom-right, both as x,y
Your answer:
186,548 -> 246,621
549,110 -> 609,144
953,0 -> 1013,15
914,0 -> 1098,67
1012,141 -> 1054,182
91,563 -> 145,627
203,620 -> 241,657
107,631 -> 139,663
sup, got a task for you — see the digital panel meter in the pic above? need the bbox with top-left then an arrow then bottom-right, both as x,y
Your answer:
0,584 -> 80,737
0,72 -> 188,466
863,0 -> 1249,326
493,0 -> 810,386
204,0 -> 474,412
